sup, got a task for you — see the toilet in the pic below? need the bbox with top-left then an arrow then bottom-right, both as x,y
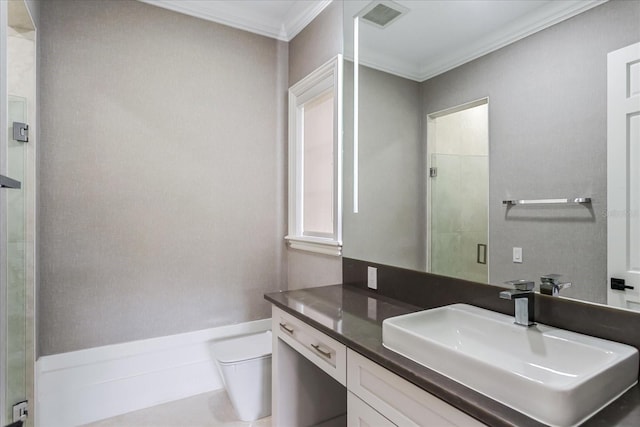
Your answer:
211,330 -> 272,421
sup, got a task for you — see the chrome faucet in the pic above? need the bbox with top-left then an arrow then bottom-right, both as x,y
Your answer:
540,274 -> 572,296
499,280 -> 535,327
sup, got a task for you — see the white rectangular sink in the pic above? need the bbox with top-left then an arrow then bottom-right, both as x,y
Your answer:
382,304 -> 639,427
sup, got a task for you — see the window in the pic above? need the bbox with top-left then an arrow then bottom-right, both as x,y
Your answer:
285,55 -> 342,255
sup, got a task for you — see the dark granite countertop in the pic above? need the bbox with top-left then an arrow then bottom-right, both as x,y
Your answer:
265,284 -> 640,427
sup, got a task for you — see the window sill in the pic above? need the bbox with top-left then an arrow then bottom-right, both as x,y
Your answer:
285,235 -> 342,256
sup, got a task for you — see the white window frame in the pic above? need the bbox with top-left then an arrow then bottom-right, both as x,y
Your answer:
285,55 -> 343,256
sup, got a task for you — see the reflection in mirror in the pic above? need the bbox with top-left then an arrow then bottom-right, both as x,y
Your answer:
342,0 -> 640,306
427,100 -> 489,283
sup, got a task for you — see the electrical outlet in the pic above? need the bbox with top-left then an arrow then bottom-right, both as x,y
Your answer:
367,266 -> 378,289
513,247 -> 523,263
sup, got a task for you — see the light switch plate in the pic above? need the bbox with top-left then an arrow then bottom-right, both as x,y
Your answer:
367,266 -> 378,289
513,247 -> 523,263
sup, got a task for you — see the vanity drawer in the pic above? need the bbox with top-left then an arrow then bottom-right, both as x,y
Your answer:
347,349 -> 485,427
272,306 -> 347,385
347,391 -> 395,427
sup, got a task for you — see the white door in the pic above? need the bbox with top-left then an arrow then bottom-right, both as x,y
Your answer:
608,42 -> 640,311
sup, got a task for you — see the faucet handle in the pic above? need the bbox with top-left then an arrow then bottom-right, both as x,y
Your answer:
504,279 -> 535,291
540,274 -> 572,296
541,274 -> 563,285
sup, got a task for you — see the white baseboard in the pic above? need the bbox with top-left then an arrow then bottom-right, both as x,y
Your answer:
36,319 -> 271,427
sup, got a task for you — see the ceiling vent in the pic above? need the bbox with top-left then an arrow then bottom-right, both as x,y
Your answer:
358,1 -> 409,29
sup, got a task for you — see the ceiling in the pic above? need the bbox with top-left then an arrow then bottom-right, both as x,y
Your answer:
138,0 -> 332,42
345,0 -> 606,81
140,1 -> 606,81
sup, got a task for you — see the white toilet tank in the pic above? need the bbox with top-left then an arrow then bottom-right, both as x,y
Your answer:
212,330 -> 272,421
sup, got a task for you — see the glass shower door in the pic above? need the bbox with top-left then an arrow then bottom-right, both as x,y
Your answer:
430,153 -> 488,283
3,0 -> 36,423
5,96 -> 28,423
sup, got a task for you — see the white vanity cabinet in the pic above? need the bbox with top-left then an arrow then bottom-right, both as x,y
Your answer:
347,391 -> 395,427
273,305 -> 347,385
347,349 -> 484,427
272,306 -> 348,427
271,305 -> 485,427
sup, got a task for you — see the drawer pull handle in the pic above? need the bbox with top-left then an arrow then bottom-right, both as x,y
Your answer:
311,343 -> 332,358
279,323 -> 294,334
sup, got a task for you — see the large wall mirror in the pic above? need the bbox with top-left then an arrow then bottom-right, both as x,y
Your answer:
342,0 -> 640,308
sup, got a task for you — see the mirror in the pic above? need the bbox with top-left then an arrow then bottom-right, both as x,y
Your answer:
342,0 -> 640,306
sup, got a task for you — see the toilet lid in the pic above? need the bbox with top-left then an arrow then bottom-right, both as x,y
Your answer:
212,330 -> 272,364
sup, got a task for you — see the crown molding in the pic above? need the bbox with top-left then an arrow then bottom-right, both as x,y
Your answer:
284,0 -> 333,41
350,52 -> 423,82
138,0 -> 332,42
347,0 -> 606,83
415,0 -> 605,81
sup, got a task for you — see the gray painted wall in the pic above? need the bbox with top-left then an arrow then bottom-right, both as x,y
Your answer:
286,0 -> 343,289
38,0 -> 287,355
343,62 -> 424,271
288,0 -> 343,86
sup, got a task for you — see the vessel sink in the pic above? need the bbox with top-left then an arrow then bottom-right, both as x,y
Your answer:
382,304 -> 638,427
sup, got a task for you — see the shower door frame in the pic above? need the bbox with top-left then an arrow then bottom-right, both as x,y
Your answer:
0,0 -> 10,420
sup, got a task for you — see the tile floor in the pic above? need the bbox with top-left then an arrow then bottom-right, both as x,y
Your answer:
83,390 -> 271,427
